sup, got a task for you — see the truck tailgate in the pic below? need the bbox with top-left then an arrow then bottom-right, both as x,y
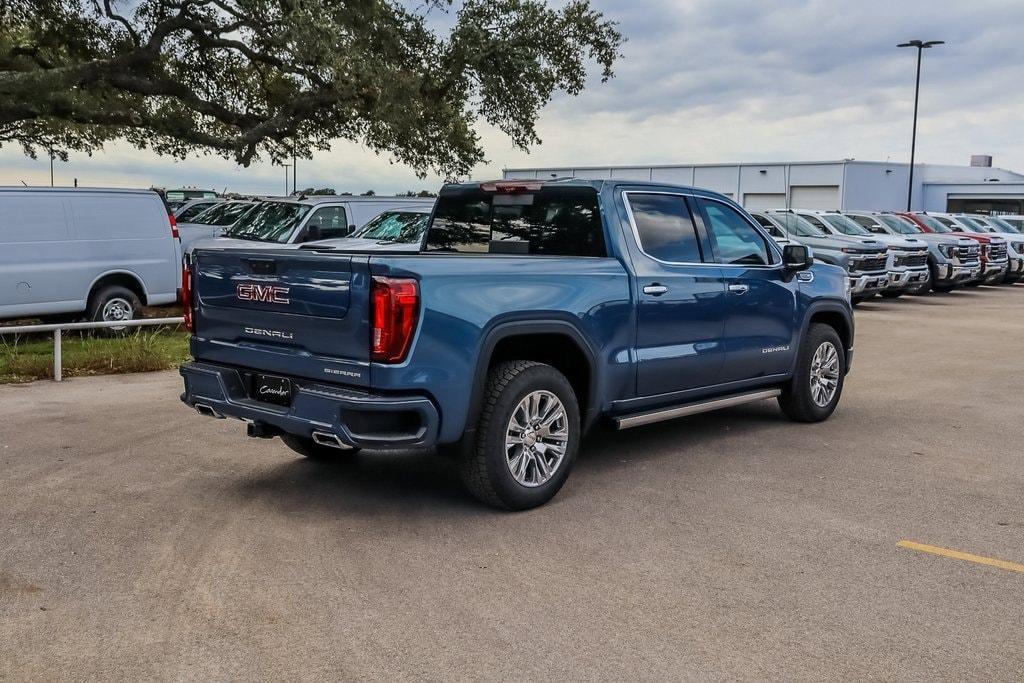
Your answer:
190,248 -> 371,386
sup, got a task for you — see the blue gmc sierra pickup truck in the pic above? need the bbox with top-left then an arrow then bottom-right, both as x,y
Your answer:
180,179 -> 854,509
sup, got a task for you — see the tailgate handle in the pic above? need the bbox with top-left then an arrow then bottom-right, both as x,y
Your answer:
246,259 -> 277,275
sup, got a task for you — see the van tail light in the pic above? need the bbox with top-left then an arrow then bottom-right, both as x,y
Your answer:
181,263 -> 195,332
370,277 -> 419,363
169,212 -> 180,240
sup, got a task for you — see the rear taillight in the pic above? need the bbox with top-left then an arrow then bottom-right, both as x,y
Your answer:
169,213 -> 179,240
181,263 -> 194,332
370,277 -> 419,363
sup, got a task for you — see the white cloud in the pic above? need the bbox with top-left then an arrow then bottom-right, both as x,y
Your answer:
4,0 -> 1023,193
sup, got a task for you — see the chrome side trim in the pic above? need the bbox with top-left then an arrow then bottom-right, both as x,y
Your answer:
613,388 -> 782,430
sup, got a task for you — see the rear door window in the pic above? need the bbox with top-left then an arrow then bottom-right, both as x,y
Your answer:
425,186 -> 605,256
625,193 -> 704,263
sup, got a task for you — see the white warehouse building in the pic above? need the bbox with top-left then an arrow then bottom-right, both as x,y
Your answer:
503,159 -> 1024,215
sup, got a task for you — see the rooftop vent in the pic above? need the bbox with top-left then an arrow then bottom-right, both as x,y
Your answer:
970,155 -> 993,168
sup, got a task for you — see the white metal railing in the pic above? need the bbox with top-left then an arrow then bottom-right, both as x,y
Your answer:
0,317 -> 184,382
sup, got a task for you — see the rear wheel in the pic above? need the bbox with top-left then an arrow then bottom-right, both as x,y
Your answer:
87,285 -> 141,333
459,361 -> 580,510
778,323 -> 845,423
280,434 -> 359,461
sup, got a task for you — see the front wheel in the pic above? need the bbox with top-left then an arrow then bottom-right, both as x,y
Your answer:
778,323 -> 846,423
459,361 -> 580,510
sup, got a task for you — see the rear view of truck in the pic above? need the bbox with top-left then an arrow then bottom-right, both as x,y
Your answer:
180,248 -> 439,453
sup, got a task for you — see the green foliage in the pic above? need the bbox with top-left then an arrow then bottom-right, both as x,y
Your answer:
0,0 -> 623,178
0,329 -> 190,383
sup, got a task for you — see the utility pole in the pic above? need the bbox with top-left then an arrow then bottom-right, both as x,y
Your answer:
282,163 -> 292,196
897,39 -> 944,211
49,148 -> 54,187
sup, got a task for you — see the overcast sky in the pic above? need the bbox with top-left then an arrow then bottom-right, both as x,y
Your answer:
3,0 -> 1023,194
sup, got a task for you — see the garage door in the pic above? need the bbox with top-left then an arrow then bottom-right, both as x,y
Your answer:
790,186 -> 840,210
742,193 -> 787,211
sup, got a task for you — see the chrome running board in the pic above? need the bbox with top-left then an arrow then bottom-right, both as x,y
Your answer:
614,388 -> 782,430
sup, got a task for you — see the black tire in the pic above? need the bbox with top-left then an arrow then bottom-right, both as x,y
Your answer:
879,290 -> 904,299
280,434 -> 360,461
458,361 -> 580,510
777,323 -> 846,423
87,285 -> 141,332
932,283 -> 956,293
963,279 -> 981,288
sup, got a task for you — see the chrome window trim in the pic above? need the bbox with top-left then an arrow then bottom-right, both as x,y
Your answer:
622,191 -> 783,269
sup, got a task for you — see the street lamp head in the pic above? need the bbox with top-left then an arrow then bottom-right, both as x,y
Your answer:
898,39 -> 944,49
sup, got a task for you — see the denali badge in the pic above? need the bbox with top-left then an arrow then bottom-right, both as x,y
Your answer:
244,327 -> 294,340
762,345 -> 790,354
237,283 -> 290,304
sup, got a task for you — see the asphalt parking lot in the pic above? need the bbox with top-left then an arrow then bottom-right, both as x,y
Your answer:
2,285 -> 1023,680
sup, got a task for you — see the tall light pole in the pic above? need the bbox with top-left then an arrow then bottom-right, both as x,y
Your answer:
898,39 -> 944,210
281,163 -> 292,196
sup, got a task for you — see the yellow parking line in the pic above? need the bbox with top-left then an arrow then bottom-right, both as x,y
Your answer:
898,540 -> 1024,574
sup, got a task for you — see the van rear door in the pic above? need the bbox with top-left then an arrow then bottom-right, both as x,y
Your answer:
190,248 -> 372,386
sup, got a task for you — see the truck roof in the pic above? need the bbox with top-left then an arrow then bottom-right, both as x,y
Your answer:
443,178 -> 728,197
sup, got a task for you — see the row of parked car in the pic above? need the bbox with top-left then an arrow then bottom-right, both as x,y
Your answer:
0,188 -> 433,324
2,184 -> 1022,326
747,209 -> 1024,302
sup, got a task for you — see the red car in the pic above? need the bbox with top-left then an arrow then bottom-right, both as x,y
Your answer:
898,212 -> 1008,285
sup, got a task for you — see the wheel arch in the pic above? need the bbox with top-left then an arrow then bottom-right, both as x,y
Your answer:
468,319 -> 601,435
87,270 -> 149,306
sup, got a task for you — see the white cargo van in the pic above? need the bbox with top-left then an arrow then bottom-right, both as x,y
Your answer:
0,188 -> 180,323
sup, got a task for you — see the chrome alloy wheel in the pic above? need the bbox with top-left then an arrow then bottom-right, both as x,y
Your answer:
101,297 -> 133,322
809,341 -> 840,407
504,390 -> 569,488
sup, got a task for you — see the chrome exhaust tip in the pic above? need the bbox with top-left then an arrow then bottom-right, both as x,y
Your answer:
194,403 -> 224,419
311,430 -> 352,450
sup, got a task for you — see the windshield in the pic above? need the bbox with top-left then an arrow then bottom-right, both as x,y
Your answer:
822,214 -> 872,236
192,201 -> 254,226
769,212 -> 826,237
876,214 -> 920,234
954,216 -> 986,232
351,211 -> 430,242
918,214 -> 954,233
223,202 -> 311,242
986,216 -> 1022,234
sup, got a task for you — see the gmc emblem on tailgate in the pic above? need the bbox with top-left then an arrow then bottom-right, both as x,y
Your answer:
236,283 -> 290,304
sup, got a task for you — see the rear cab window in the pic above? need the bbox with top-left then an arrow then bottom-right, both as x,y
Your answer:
424,184 -> 606,256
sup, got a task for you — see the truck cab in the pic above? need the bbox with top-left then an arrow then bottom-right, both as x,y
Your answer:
181,180 -> 853,509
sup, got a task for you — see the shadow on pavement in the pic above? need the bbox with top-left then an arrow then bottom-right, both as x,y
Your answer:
221,402 -> 789,515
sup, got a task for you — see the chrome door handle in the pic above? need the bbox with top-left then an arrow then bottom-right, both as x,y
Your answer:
728,284 -> 750,295
643,284 -> 668,296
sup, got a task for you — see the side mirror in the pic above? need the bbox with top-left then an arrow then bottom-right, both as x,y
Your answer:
783,243 -> 814,271
303,225 -> 322,242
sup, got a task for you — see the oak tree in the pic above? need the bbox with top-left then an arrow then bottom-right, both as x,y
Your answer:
0,0 -> 622,177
